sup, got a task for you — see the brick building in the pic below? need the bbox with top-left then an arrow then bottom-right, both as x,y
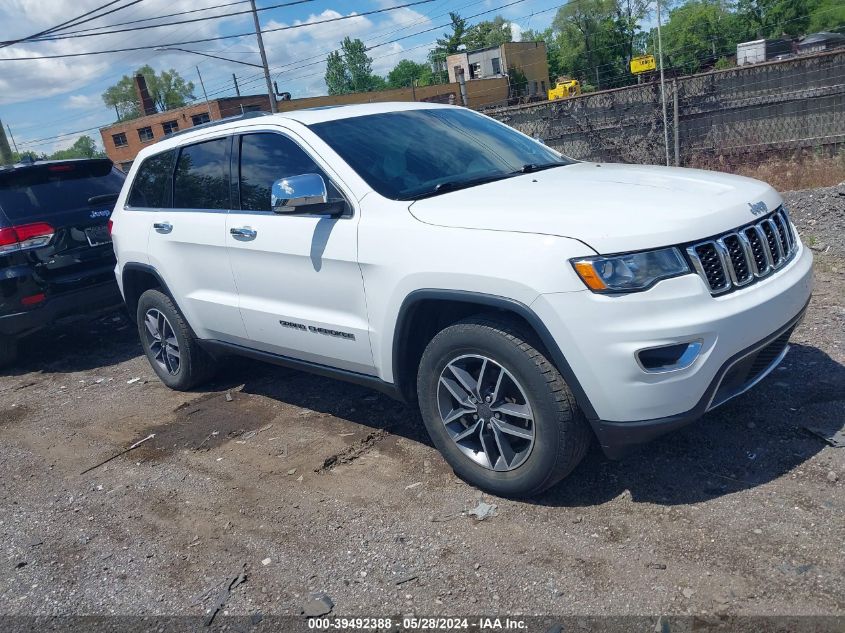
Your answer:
99,74 -> 512,169
446,41 -> 550,99
100,94 -> 271,171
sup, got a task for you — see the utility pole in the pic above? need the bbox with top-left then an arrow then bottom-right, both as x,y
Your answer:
250,0 -> 277,113
196,66 -> 213,120
655,0 -> 670,167
232,73 -> 241,97
7,124 -> 19,154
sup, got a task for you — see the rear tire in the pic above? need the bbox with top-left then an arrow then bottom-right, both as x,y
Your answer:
136,289 -> 216,391
417,315 -> 590,497
0,335 -> 18,369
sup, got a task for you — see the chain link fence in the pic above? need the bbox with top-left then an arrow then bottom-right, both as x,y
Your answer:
487,50 -> 845,168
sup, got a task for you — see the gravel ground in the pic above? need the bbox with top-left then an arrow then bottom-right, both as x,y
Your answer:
1,185 -> 843,626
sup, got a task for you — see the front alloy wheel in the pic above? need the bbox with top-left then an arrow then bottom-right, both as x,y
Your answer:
417,316 -> 591,497
438,354 -> 535,471
143,308 -> 181,375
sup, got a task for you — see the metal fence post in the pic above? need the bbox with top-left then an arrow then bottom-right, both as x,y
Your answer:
673,79 -> 680,166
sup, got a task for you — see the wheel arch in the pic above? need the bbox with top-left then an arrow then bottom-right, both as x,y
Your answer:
391,289 -> 598,421
121,263 -> 179,324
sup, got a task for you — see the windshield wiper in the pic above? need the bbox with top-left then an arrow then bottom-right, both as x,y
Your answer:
404,172 -> 518,201
517,162 -> 568,174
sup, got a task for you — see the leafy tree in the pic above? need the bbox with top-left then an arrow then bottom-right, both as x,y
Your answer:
552,0 -> 619,88
463,16 -> 514,50
386,59 -> 434,89
658,0 -> 749,74
429,12 -> 468,83
102,65 -> 194,121
325,50 -> 349,96
736,0 -> 812,38
612,0 -> 650,74
807,0 -> 845,32
48,136 -> 106,160
324,37 -> 386,95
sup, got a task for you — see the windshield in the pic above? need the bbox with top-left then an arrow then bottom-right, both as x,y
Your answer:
0,161 -> 124,222
309,108 -> 572,200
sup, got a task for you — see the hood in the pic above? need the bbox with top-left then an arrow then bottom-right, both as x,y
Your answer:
408,162 -> 783,254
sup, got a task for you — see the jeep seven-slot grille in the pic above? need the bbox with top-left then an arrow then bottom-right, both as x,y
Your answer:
686,208 -> 797,295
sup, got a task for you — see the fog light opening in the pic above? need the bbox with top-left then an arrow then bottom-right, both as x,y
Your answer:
637,340 -> 702,373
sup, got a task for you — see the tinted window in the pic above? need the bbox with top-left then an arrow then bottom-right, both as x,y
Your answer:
0,161 -> 125,222
127,150 -> 176,208
239,133 -> 345,212
310,108 -> 572,200
173,138 -> 230,210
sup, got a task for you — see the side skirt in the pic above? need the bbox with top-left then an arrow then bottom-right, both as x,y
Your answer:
199,339 -> 406,402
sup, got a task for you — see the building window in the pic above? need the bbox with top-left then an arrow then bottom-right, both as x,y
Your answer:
469,62 -> 481,79
137,126 -> 154,142
191,112 -> 211,126
162,120 -> 179,135
491,57 -> 501,75
112,132 -> 128,148
541,80 -> 546,94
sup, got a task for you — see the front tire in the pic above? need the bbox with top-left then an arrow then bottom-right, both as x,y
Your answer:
417,315 -> 590,497
136,289 -> 215,390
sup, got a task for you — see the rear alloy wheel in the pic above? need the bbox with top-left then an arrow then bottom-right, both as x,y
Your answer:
136,289 -> 215,391
142,309 -> 181,376
417,315 -> 591,497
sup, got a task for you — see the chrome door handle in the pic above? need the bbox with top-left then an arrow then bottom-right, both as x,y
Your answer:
230,227 -> 257,240
153,222 -> 172,234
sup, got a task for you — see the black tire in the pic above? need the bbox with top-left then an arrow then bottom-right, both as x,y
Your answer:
136,289 -> 216,390
0,335 -> 18,369
417,315 -> 591,497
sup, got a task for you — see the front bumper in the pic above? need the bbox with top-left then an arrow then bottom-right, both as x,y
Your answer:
592,305 -> 804,458
0,281 -> 122,337
531,242 -> 813,456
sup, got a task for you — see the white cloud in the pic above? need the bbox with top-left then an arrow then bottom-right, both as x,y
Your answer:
67,93 -> 101,109
510,22 -> 523,43
0,0 -> 249,105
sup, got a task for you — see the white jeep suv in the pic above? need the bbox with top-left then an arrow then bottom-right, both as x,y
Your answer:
110,103 -> 813,497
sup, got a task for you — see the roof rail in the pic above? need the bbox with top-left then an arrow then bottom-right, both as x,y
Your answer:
168,110 -> 272,138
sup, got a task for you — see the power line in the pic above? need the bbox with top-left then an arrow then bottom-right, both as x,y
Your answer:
0,0 -> 143,49
32,0 -> 252,39
24,0 -> 317,44
0,0 -> 437,60
15,0 -> 833,148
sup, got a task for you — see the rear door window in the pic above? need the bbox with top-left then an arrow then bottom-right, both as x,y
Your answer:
173,137 -> 230,210
127,150 -> 176,208
0,161 -> 125,222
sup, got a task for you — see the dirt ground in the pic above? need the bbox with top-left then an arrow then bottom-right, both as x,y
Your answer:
1,187 -> 843,626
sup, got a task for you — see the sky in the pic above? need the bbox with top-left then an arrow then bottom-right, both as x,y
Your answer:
0,0 -> 562,156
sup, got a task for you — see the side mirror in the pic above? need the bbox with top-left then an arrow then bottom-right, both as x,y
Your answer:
271,173 -> 328,214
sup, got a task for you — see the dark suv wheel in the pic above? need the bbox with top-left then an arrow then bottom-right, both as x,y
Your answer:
417,315 -> 590,497
136,289 -> 216,390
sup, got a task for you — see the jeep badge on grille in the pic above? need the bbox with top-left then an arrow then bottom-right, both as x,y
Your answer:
748,201 -> 768,216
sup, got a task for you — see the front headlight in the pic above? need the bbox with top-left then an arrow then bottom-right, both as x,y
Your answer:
571,247 -> 689,293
